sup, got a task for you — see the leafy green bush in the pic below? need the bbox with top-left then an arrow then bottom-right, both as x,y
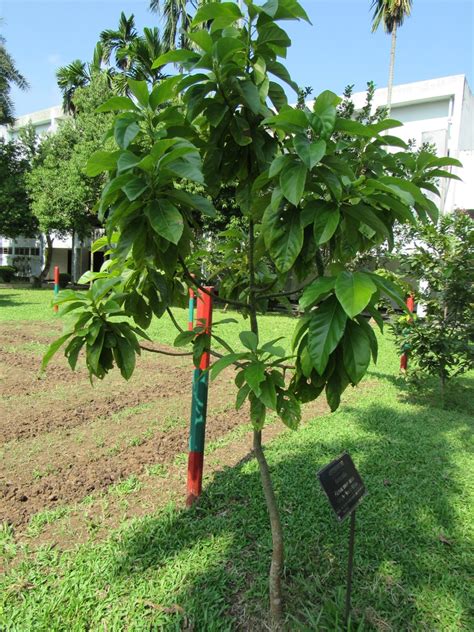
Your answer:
392,211 -> 474,395
0,265 -> 16,282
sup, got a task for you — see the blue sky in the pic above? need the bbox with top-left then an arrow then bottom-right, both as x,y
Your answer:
1,0 -> 473,117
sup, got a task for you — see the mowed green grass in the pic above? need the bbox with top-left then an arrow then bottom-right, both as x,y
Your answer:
1,289 -> 473,631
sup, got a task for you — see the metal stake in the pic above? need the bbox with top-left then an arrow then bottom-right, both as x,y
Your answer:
345,510 -> 356,628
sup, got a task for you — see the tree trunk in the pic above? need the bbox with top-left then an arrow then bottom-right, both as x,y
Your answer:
248,219 -> 284,629
40,233 -> 53,281
253,429 -> 284,630
386,24 -> 397,113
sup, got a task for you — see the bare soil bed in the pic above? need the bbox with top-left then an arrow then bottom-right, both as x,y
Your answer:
0,320 -> 330,551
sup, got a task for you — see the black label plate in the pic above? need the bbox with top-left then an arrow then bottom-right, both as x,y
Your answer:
317,453 -> 366,521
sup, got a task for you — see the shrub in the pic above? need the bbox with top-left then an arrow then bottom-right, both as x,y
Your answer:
0,265 -> 16,282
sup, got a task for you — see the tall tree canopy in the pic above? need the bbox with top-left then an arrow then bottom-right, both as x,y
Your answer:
0,136 -> 37,239
0,20 -> 29,125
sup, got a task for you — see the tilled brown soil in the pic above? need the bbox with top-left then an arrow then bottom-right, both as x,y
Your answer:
0,320 -> 331,549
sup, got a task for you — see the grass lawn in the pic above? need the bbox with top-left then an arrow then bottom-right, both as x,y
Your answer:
1,289 -> 473,630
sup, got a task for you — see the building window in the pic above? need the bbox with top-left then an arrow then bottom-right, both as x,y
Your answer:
1,247 -> 13,255
14,247 -> 30,255
30,248 -> 40,256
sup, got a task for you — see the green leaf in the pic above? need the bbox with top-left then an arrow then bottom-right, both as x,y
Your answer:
187,30 -> 213,52
239,331 -> 258,352
127,79 -> 149,107
343,320 -> 371,384
313,205 -> 340,245
280,162 -> 307,206
244,361 -> 266,396
174,330 -> 195,347
312,90 -> 339,137
96,96 -> 137,113
263,205 -> 304,273
300,276 -> 335,309
122,176 -> 148,201
334,118 -> 375,138
114,118 -> 140,149
277,391 -> 301,429
117,151 -> 141,173
269,155 -> 292,178
86,150 -> 120,177
356,315 -> 378,364
41,332 -> 73,372
146,200 -> 183,245
369,273 -> 406,310
250,393 -> 266,430
215,37 -> 245,63
335,271 -> 377,318
166,189 -> 216,217
259,375 -> 278,410
239,80 -> 262,115
192,2 -> 242,25
210,353 -> 241,380
293,137 -> 326,170
266,59 -> 299,93
236,383 -> 250,410
149,76 -> 182,109
152,49 -> 200,69
64,337 -> 85,371
115,336 -> 136,380
164,154 -> 204,184
308,296 -> 347,374
263,105 -> 307,133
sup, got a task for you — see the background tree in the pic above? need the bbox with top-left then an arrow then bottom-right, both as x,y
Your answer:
0,19 -> 29,124
371,0 -> 413,111
149,0 -> 195,51
27,75 -> 114,279
392,211 -> 474,400
44,1 -> 456,627
0,136 -> 37,239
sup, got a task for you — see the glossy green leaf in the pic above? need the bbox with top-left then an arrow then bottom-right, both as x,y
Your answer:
293,136 -> 326,170
85,150 -> 120,177
299,276 -> 335,309
96,96 -> 137,113
149,76 -> 182,109
244,361 -> 266,396
127,79 -> 149,107
335,271 -> 377,318
308,296 -> 347,374
152,49 -> 200,69
239,331 -> 258,351
146,199 -> 183,245
280,162 -> 307,206
114,118 -> 140,149
313,205 -> 340,245
41,332 -> 73,372
263,205 -> 304,273
343,320 -> 371,384
122,176 -> 148,201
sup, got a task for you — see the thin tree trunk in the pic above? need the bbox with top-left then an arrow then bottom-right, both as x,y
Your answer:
40,233 -> 53,281
253,430 -> 284,629
387,23 -> 397,113
248,219 -> 284,629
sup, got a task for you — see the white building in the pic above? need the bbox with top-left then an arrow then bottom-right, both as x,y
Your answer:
0,105 -> 94,281
350,74 -> 474,214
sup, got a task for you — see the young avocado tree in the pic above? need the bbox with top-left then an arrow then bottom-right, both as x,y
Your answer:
43,0 -> 457,626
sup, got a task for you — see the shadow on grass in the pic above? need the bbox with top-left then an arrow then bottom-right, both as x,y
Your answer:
369,370 -> 474,416
3,393 -> 472,631
0,293 -> 26,308
106,400 -> 472,631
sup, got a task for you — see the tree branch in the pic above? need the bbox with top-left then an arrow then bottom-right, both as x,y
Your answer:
178,255 -> 248,309
166,307 -> 184,333
140,345 -> 192,357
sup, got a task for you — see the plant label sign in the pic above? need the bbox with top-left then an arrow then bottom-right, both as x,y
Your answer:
317,453 -> 366,522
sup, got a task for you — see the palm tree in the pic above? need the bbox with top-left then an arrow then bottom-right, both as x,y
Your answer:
100,12 -> 138,72
149,0 -> 194,51
0,21 -> 29,125
371,0 -> 413,111
56,60 -> 91,114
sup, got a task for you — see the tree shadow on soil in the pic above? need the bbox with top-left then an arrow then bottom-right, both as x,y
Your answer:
108,396 -> 473,630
